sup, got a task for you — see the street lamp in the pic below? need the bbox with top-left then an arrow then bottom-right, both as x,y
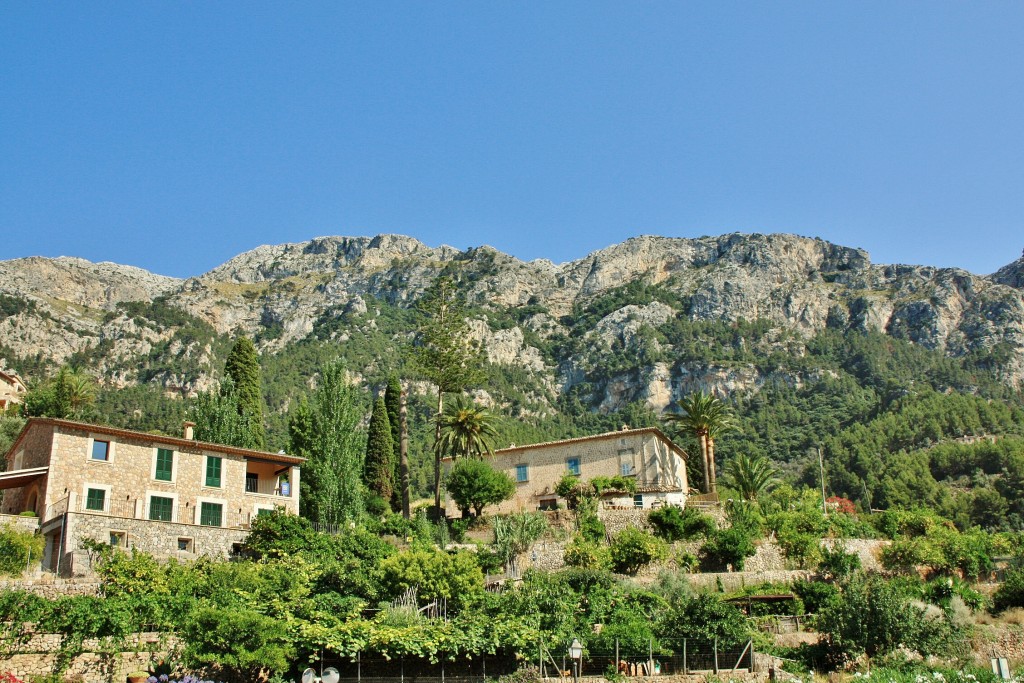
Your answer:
568,638 -> 583,683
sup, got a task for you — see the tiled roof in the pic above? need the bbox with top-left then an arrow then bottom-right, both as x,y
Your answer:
5,417 -> 305,465
487,426 -> 686,459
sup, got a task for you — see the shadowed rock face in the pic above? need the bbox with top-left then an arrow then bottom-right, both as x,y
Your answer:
1,232 -> 1023,400
993,250 -> 1024,290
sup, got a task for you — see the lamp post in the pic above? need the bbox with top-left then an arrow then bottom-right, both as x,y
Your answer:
569,638 -> 583,683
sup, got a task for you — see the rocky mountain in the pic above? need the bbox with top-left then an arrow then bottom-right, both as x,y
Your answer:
2,233 -> 1024,414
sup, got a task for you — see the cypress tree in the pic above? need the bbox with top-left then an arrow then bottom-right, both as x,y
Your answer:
364,396 -> 396,507
384,375 -> 403,509
224,336 -> 266,450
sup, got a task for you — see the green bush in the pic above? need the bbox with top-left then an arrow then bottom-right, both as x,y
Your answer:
699,528 -> 756,571
817,545 -> 862,580
563,535 -> 611,570
609,527 -> 668,575
0,524 -> 44,577
648,506 -> 715,542
992,567 -> 1024,614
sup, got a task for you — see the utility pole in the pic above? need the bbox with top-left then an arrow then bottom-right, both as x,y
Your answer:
818,446 -> 827,516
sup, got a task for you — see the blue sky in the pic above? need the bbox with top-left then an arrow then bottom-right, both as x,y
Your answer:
2,3 -> 1023,279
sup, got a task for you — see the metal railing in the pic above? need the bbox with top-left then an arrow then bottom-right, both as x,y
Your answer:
60,496 -> 253,529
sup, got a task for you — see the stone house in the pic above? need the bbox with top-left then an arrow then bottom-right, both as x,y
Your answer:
443,427 -> 688,516
0,368 -> 27,412
0,417 -> 303,575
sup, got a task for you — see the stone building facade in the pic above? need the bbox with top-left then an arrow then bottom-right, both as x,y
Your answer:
444,427 -> 688,516
0,367 -> 27,411
0,417 -> 303,574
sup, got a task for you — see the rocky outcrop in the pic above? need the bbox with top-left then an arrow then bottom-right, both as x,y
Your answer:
1,232 -> 1023,398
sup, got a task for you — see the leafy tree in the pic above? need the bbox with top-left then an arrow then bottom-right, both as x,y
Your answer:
0,523 -> 45,576
190,376 -> 262,449
181,606 -> 294,682
224,336 -> 266,450
721,453 -> 778,501
290,360 -> 365,525
379,547 -> 484,610
656,592 -> 750,646
609,527 -> 668,575
0,415 -> 25,460
664,391 -> 734,494
648,506 -> 716,542
412,274 -> 486,512
435,395 -> 499,460
699,527 -> 757,571
23,365 -> 96,420
364,397 -> 396,506
563,535 -> 612,570
991,566 -> 1024,614
817,574 -> 962,665
445,458 -> 515,517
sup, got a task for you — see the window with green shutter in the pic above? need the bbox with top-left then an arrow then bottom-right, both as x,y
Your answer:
149,496 -> 173,521
85,488 -> 105,511
200,502 -> 223,527
205,456 -> 222,487
155,448 -> 173,481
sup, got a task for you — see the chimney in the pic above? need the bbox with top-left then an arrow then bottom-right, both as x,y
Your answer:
183,421 -> 195,440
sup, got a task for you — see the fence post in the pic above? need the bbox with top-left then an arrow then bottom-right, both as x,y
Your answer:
648,637 -> 653,676
749,638 -> 754,673
539,642 -> 543,678
683,639 -> 687,675
442,655 -> 445,683
357,650 -> 361,682
483,653 -> 486,682
401,655 -> 404,683
615,638 -> 619,674
713,638 -> 719,675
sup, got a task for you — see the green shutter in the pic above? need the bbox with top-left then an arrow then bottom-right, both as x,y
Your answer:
205,456 -> 222,487
155,449 -> 173,481
85,488 -> 105,511
200,502 -> 223,527
149,496 -> 173,521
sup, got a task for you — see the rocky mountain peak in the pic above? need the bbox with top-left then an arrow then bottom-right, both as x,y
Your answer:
993,249 -> 1024,289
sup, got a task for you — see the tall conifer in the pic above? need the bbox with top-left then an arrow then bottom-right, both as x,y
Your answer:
224,336 -> 266,450
364,397 -> 396,507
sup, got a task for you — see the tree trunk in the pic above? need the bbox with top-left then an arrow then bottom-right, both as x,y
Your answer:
699,432 -> 710,493
433,389 -> 444,516
707,437 -> 717,494
400,386 -> 411,519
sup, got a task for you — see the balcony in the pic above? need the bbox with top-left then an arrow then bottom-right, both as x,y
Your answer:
51,495 -> 261,529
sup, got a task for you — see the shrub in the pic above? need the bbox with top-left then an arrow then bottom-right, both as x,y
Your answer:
992,567 -> 1024,614
0,524 -> 44,577
446,459 -> 516,517
699,528 -> 756,571
610,527 -> 668,575
648,506 -> 715,542
564,535 -> 611,570
816,574 -> 964,666
817,545 -> 862,580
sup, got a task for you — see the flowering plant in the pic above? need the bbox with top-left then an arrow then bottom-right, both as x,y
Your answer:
147,676 -> 226,683
0,673 -> 24,683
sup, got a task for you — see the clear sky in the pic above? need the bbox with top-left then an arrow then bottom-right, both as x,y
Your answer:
2,3 -> 1023,279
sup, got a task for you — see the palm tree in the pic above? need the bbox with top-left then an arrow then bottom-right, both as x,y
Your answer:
722,453 -> 778,501
663,390 -> 734,494
434,395 -> 498,460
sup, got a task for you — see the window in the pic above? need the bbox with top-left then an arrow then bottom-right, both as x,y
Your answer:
85,488 -> 106,511
149,496 -> 174,522
91,440 -> 110,461
620,462 -> 633,477
255,507 -> 273,518
155,448 -> 174,481
633,494 -> 644,509
200,502 -> 223,527
205,456 -> 222,488
515,464 -> 529,483
109,531 -> 126,547
245,473 -> 258,493
178,537 -> 194,552
566,458 -> 581,476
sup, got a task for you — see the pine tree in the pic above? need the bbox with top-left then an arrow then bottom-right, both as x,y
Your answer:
364,396 -> 396,507
224,336 -> 266,450
413,274 -> 486,513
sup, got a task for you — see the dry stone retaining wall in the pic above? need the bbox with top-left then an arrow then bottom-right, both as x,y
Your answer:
0,632 -> 175,682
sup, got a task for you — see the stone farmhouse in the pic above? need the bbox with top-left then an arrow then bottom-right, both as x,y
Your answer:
0,417 -> 303,575
444,427 -> 689,516
0,367 -> 27,412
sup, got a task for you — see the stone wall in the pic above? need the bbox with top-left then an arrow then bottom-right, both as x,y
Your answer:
66,511 -> 250,574
0,576 -> 101,599
0,632 -> 176,682
601,508 -> 651,536
0,513 -> 40,533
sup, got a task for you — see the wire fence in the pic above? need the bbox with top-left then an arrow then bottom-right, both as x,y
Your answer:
316,638 -> 754,683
